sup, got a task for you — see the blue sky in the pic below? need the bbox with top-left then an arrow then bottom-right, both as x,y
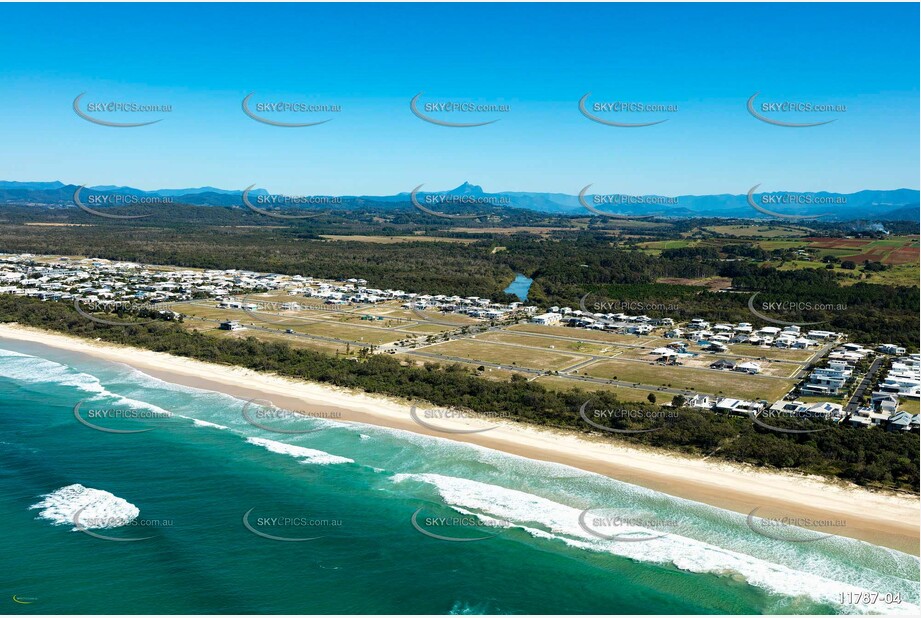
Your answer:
0,2 -> 917,196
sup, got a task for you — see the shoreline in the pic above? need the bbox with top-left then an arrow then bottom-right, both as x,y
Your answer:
1,323 -> 918,555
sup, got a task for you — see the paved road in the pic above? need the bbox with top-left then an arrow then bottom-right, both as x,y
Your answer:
845,356 -> 884,412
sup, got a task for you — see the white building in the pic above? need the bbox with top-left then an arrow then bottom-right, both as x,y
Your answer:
531,312 -> 561,326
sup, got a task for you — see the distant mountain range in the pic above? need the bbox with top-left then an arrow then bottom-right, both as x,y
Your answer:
1,180 -> 917,221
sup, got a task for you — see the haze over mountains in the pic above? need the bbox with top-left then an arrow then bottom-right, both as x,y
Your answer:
1,180 -> 917,221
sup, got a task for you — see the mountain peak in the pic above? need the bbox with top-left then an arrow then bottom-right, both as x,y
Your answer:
449,181 -> 484,195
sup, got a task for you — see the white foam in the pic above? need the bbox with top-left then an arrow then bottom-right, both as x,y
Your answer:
393,473 -> 919,614
0,351 -> 107,395
192,419 -> 229,430
0,349 -> 172,419
30,484 -> 139,531
246,437 -> 353,465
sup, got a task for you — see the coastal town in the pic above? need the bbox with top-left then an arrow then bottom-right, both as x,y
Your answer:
2,252 -> 918,433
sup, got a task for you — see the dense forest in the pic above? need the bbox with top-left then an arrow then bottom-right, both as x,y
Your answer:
1,295 -> 917,492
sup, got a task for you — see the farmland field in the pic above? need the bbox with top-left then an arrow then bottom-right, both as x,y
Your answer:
705,224 -> 809,237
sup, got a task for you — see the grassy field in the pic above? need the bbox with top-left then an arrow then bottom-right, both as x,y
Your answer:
636,239 -> 699,254
419,339 -> 585,371
773,259 -> 920,287
178,302 -> 408,345
726,344 -> 815,362
299,321 -> 405,345
475,331 -> 616,355
533,376 -> 661,402
579,358 -> 796,400
508,323 -> 655,345
204,326 -> 350,355
855,263 -> 921,287
399,323 -> 457,334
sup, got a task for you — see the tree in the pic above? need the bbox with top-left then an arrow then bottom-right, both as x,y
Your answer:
647,393 -> 657,404
671,394 -> 686,408
841,260 -> 857,270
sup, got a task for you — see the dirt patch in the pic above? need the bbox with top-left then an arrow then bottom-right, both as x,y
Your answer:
656,277 -> 732,290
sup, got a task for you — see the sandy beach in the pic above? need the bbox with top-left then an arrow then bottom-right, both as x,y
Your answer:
1,323 -> 918,554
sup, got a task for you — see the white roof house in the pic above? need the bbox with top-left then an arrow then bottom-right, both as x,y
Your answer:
734,361 -> 762,374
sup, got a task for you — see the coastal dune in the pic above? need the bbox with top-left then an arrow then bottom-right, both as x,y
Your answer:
1,323 -> 917,554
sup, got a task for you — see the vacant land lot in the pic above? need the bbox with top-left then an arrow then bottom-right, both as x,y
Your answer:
207,327 -> 349,355
508,323 -> 654,345
726,344 -> 815,362
475,331 -> 615,355
580,358 -> 796,400
420,339 -> 584,371
534,376 -> 661,402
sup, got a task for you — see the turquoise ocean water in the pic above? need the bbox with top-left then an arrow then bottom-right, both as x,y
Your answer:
1,339 -> 918,615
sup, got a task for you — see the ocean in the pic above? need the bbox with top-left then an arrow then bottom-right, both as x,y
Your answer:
1,339 -> 918,615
